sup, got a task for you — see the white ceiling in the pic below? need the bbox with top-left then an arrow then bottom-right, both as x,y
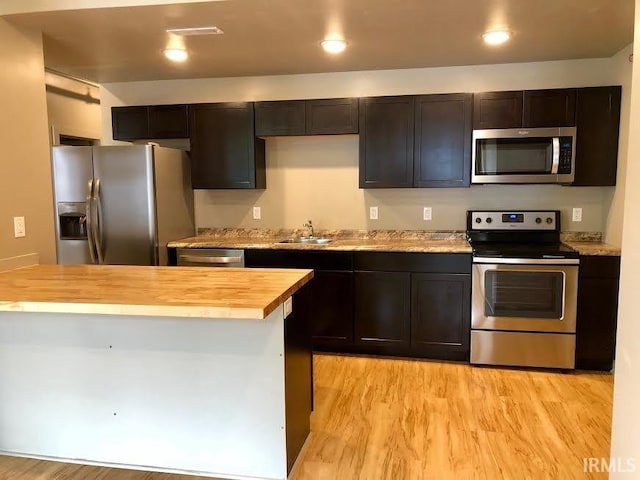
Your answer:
4,0 -> 635,83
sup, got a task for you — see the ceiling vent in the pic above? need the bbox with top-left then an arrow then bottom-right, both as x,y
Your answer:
166,26 -> 224,36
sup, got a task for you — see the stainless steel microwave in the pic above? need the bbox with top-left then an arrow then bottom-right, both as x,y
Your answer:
471,127 -> 576,184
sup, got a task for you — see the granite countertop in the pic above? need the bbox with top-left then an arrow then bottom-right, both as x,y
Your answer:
561,241 -> 621,256
560,232 -> 621,256
168,230 -> 473,254
0,265 -> 313,320
168,229 -> 621,256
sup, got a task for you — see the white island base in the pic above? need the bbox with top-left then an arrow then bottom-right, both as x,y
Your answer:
0,301 -> 311,480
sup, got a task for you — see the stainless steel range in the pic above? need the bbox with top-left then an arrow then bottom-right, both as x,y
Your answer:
467,210 -> 579,369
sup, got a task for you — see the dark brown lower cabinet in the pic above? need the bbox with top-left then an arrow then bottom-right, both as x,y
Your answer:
311,271 -> 354,348
411,273 -> 471,361
575,256 -> 621,371
354,271 -> 411,352
243,249 -> 354,350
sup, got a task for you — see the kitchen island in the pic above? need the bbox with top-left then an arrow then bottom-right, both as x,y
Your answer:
0,265 -> 313,480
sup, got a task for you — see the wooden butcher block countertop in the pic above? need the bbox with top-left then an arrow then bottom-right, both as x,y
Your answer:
0,265 -> 313,320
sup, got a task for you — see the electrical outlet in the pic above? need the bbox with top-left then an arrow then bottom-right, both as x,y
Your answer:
13,216 -> 25,238
369,206 -> 379,220
572,207 -> 583,222
252,207 -> 261,220
423,207 -> 432,221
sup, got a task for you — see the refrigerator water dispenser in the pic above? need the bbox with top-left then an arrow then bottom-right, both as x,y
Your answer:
57,203 -> 87,240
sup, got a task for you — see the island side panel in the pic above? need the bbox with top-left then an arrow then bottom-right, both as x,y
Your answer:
285,285 -> 313,473
0,308 -> 288,480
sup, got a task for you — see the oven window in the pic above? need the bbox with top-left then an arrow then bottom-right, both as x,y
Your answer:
484,270 -> 564,319
476,138 -> 553,175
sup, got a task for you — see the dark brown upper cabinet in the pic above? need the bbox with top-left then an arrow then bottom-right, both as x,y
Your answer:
414,93 -> 472,187
573,86 -> 621,186
255,98 -> 358,136
305,98 -> 358,135
359,96 -> 415,188
189,102 -> 266,189
112,106 -> 149,140
473,91 -> 523,129
112,104 -> 189,140
523,89 -> 576,127
255,100 -> 306,136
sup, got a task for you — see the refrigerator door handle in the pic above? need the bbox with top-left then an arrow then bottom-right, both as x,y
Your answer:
85,179 -> 97,264
93,178 -> 105,264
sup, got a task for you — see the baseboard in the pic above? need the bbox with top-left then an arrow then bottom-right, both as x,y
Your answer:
0,253 -> 39,272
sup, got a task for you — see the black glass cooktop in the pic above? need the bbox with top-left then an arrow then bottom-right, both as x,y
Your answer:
471,242 -> 579,259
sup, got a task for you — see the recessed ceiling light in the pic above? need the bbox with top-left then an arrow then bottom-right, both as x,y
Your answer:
164,48 -> 188,62
166,26 -> 224,36
483,30 -> 511,46
321,39 -> 347,54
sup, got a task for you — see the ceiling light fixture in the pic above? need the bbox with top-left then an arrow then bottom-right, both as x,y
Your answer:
166,26 -> 224,36
321,39 -> 347,54
482,30 -> 511,46
164,47 -> 188,62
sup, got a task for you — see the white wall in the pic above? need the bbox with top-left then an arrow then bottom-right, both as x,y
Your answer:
101,54 -> 629,236
610,2 -> 640,476
0,19 -> 55,264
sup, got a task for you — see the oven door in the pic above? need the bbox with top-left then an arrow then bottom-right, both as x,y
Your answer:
472,127 -> 575,184
472,258 -> 578,333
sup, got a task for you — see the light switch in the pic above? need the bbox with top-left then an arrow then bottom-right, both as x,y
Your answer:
13,216 -> 25,238
369,206 -> 379,220
423,207 -> 432,221
252,207 -> 261,220
572,208 -> 583,222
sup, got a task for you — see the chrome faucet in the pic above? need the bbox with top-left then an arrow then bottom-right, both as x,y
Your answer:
303,220 -> 314,238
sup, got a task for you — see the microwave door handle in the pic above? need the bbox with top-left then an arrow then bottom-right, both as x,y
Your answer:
551,137 -> 560,174
85,179 -> 97,264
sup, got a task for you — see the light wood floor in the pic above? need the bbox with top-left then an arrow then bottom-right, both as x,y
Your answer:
0,354 -> 613,480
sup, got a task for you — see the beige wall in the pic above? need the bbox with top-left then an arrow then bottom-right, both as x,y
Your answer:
610,0 -> 640,472
46,71 -> 102,143
610,1 -> 640,474
605,44 -> 634,246
102,54 -> 629,235
0,19 -> 55,264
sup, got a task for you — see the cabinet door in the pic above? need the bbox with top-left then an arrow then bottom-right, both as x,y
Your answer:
112,106 -> 149,140
414,93 -> 472,187
354,271 -> 411,349
306,98 -> 358,135
411,273 -> 470,360
255,100 -> 306,136
189,103 -> 265,189
575,256 -> 620,371
573,86 -> 621,186
523,89 -> 576,127
359,96 -> 414,188
473,91 -> 523,129
311,271 -> 354,348
148,105 -> 189,138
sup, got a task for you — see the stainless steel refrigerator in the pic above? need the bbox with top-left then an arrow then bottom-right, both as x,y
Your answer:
51,145 -> 194,266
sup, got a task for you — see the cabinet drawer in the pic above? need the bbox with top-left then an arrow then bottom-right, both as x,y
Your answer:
579,255 -> 620,278
244,249 -> 353,271
354,252 -> 471,274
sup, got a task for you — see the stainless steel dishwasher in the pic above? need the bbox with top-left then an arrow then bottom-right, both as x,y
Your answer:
176,248 -> 245,267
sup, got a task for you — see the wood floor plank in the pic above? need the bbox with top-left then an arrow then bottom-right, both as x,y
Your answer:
0,354 -> 613,480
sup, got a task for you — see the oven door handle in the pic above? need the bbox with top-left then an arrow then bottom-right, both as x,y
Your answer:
473,257 -> 579,265
551,137 -> 560,174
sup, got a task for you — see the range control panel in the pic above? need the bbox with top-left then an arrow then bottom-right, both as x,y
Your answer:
469,211 -> 559,231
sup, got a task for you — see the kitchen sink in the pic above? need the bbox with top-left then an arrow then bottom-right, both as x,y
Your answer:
278,237 -> 332,245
